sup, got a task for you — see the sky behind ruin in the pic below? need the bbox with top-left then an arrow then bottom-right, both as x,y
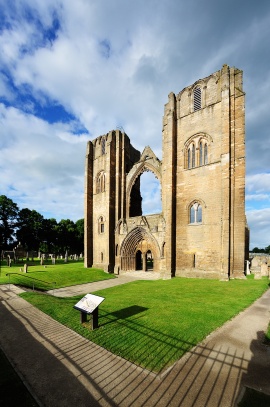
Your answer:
0,0 -> 270,249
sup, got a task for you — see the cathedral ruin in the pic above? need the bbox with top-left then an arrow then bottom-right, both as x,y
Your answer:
84,64 -> 247,279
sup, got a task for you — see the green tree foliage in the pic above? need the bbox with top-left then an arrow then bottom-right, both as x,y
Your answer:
0,195 -> 19,247
76,218 -> 84,253
16,208 -> 44,251
251,247 -> 266,253
55,219 -> 76,253
0,195 -> 84,254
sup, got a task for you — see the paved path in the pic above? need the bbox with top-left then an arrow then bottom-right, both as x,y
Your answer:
47,271 -> 161,297
0,279 -> 270,407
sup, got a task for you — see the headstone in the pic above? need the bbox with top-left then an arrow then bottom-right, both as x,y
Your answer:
246,260 -> 250,275
24,264 -> 28,273
261,262 -> 268,277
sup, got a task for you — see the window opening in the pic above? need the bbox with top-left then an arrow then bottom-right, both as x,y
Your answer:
146,250 -> 153,271
99,216 -> 105,233
101,137 -> 106,155
129,171 -> 162,217
194,87 -> 201,111
197,205 -> 202,222
192,144 -> 195,168
96,171 -> 105,193
190,203 -> 202,224
190,205 -> 195,223
204,144 -> 208,164
188,148 -> 191,169
199,142 -> 203,166
101,252 -> 103,262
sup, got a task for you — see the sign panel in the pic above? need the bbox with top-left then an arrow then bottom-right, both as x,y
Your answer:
74,294 -> 105,314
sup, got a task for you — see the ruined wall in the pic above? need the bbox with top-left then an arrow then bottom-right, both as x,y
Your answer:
85,64 -> 247,280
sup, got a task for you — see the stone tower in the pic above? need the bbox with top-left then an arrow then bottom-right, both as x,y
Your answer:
84,64 -> 247,279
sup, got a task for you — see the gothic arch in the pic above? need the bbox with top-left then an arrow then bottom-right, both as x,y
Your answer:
126,147 -> 162,218
120,226 -> 160,271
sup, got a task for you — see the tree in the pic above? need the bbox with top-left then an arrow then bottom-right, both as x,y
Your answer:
39,218 -> 58,253
16,208 -> 44,251
251,247 -> 265,253
75,219 -> 84,254
0,195 -> 19,247
55,219 -> 77,254
264,245 -> 270,255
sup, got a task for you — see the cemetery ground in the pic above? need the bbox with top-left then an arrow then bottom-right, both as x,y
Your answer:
0,259 -> 115,290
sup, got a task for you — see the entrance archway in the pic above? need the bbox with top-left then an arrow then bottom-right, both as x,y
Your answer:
136,250 -> 142,270
120,226 -> 160,272
146,250 -> 153,271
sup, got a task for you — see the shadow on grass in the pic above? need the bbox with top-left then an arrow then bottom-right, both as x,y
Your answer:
102,305 -> 148,325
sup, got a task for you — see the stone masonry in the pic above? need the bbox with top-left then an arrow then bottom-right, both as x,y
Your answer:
84,64 -> 248,279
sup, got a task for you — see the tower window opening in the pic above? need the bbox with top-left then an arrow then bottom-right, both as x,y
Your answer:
193,87 -> 201,111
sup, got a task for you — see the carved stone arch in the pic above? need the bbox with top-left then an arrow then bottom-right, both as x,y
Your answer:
126,149 -> 162,219
186,198 -> 207,210
185,132 -> 213,148
184,133 -> 213,169
120,226 -> 161,272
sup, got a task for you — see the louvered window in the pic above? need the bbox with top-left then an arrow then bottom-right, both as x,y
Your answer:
193,87 -> 201,111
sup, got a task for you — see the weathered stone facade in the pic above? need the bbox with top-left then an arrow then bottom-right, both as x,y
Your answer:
85,64 -> 247,279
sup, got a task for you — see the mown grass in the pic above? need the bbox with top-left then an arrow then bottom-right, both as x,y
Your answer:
20,276 -> 269,373
0,260 -> 115,290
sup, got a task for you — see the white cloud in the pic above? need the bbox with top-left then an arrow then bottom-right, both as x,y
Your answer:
0,0 -> 270,249
0,104 -> 86,220
246,208 -> 270,249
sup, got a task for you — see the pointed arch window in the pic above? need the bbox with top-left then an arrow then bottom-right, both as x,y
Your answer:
189,203 -> 203,224
96,171 -> 106,193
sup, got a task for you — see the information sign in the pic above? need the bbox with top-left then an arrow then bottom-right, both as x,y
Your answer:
74,294 -> 105,314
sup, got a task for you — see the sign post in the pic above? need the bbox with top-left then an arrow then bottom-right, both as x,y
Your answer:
74,294 -> 105,330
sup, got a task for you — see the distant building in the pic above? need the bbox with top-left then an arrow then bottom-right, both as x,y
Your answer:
84,64 -> 248,279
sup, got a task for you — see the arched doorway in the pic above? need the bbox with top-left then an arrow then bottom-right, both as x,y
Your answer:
136,250 -> 142,270
146,250 -> 153,271
120,227 -> 160,272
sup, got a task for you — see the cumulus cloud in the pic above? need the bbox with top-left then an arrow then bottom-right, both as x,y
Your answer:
0,0 -> 270,249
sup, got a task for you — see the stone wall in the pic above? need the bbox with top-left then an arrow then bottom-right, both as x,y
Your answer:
85,65 -> 247,280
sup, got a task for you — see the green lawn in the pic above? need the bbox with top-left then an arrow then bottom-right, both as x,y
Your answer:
0,260 -> 115,290
20,276 -> 269,373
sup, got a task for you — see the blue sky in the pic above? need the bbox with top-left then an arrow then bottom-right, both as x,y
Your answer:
0,0 -> 270,248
